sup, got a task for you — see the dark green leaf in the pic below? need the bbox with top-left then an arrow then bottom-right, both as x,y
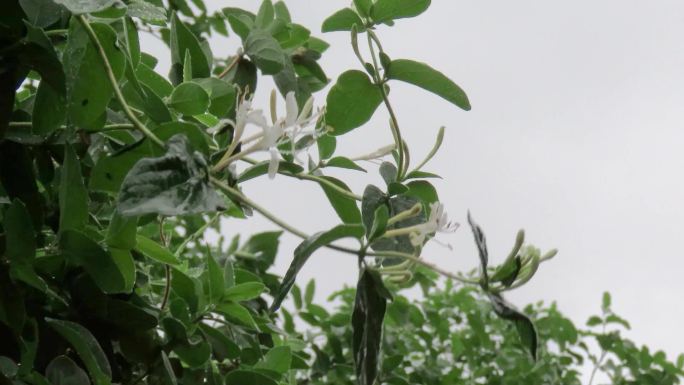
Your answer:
271,224 -> 365,311
317,133 -> 336,159
19,0 -> 65,27
32,77 -> 66,136
325,70 -> 382,135
367,205 -> 389,241
168,82 -> 209,115
491,256 -> 522,287
206,253 -> 224,303
5,200 -> 47,292
59,145 -> 88,233
318,176 -> 362,224
46,356 -> 90,385
370,0 -> 431,24
60,230 -> 133,293
322,8 -> 364,32
45,318 -> 112,385
387,59 -> 470,110
487,293 -> 538,360
352,269 -> 391,385
467,212 -> 489,286
354,0 -> 372,18
64,21 -> 125,128
117,134 -> 224,216
238,161 -> 303,182
215,302 -> 257,329
225,370 -> 277,385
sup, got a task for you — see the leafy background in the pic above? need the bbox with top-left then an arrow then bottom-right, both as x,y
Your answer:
183,0 -> 684,371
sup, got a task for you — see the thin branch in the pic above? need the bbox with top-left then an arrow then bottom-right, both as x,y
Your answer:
218,54 -> 242,79
174,213 -> 220,257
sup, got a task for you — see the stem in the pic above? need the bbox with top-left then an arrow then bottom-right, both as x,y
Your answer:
77,15 -> 164,148
373,250 -> 480,285
9,121 -> 136,132
218,54 -> 242,79
174,214 -> 220,257
365,31 -> 406,179
45,29 -> 68,37
159,218 -> 172,311
212,146 -> 259,174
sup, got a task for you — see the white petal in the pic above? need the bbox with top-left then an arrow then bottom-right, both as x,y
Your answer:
268,148 -> 280,179
285,92 -> 298,127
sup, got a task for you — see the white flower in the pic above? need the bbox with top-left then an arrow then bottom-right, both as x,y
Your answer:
254,123 -> 285,179
209,97 -> 267,140
409,202 -> 459,247
282,92 -> 319,165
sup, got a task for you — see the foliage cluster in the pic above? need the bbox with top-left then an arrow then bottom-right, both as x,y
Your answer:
0,0 -> 682,384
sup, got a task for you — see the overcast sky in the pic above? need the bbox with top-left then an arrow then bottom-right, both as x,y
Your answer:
145,0 -> 684,372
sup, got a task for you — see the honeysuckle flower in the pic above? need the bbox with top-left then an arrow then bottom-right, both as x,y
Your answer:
350,143 -> 396,162
208,96 -> 267,138
280,92 -> 320,165
409,202 -> 459,247
254,123 -> 285,179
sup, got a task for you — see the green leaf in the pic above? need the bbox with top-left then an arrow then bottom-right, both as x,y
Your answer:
19,0 -> 65,27
194,77 -> 236,117
271,224 -> 364,311
60,230 -> 132,294
487,292 -> 538,360
199,324 -> 240,360
59,145 -> 88,233
225,370 -> 277,385
135,235 -> 180,265
325,156 -> 366,172
127,0 -> 167,25
404,170 -> 441,180
490,256 -> 522,287
602,291 -> 611,313
304,280 -> 315,305
244,29 -> 286,75
32,78 -> 66,136
352,269 -> 391,385
238,160 -> 304,182
117,134 -> 224,216
5,200 -> 47,292
206,253 -> 225,304
168,82 -> 209,115
318,176 -> 362,224
223,282 -> 266,302
215,302 -> 257,329
387,59 -> 470,111
53,0 -> 116,14
354,0 -> 372,18
45,318 -> 112,385
317,134 -> 336,159
367,205 -> 389,242
255,0 -> 274,28
64,21 -> 125,128
322,8 -> 364,32
92,1 -> 127,19
256,346 -> 291,374
170,12 -> 211,84
404,180 -> 438,206
46,356 -> 90,385
370,0 -> 431,24
106,212 -> 137,250
325,70 -> 382,135
171,269 -> 203,314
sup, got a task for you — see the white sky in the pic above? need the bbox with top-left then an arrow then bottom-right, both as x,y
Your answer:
144,0 -> 684,372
